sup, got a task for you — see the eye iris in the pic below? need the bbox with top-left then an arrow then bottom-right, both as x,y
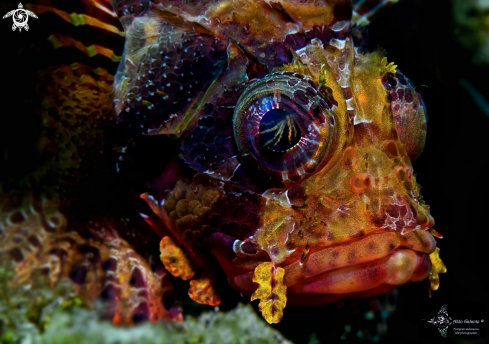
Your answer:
233,72 -> 337,178
259,109 -> 301,152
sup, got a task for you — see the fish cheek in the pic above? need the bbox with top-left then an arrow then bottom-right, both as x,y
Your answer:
156,175 -> 268,272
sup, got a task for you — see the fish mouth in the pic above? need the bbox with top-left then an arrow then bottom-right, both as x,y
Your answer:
232,229 -> 435,304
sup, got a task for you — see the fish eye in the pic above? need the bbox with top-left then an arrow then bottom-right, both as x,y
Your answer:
233,72 -> 338,183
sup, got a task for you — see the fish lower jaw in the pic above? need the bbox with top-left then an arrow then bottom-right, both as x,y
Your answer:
232,248 -> 431,306
288,248 -> 429,295
231,229 -> 435,305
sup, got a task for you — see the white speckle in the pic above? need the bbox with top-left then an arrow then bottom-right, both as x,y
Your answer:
330,38 -> 346,49
311,38 -> 324,48
353,116 -> 373,125
331,20 -> 349,32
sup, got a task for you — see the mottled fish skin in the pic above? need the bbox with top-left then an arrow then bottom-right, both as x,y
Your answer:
0,0 -> 444,329
111,0 -> 444,323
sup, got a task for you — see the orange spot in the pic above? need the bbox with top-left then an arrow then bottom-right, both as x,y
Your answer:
384,140 -> 399,158
159,236 -> 195,280
396,167 -> 407,182
343,147 -> 357,167
350,173 -> 371,193
112,313 -> 121,325
188,277 -> 221,306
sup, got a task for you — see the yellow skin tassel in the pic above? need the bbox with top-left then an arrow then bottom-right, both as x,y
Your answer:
428,247 -> 447,296
159,236 -> 195,281
251,262 -> 287,324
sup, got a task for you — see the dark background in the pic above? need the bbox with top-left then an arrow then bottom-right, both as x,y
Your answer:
1,0 -> 488,343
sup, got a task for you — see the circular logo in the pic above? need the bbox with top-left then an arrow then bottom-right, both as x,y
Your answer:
12,9 -> 27,27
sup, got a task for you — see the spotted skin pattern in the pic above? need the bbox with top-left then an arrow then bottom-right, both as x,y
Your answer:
0,0 -> 445,329
111,0 -> 445,323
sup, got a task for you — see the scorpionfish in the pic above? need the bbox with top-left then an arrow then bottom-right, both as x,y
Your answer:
0,0 -> 447,327
112,0 -> 446,324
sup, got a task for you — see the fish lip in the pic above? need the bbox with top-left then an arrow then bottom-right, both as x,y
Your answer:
283,228 -> 436,288
229,228 -> 435,298
287,248 -> 432,295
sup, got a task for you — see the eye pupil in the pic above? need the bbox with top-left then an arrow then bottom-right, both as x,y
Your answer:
259,109 -> 301,152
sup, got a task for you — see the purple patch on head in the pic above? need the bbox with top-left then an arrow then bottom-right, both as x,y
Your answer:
306,87 -> 317,98
371,214 -> 386,227
395,220 -> 405,231
381,73 -> 397,91
284,33 -> 307,51
342,86 -> 353,99
271,41 -> 292,66
306,26 -> 334,46
288,79 -> 299,86
390,91 -> 398,102
397,89 -> 405,100
294,90 -> 309,105
405,89 -> 413,103
395,72 -> 408,86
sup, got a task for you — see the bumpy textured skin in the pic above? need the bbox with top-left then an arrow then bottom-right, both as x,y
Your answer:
0,192 -> 180,324
111,0 -> 443,323
1,0 -> 444,329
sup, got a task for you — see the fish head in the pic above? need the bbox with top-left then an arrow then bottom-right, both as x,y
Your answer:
113,0 -> 438,310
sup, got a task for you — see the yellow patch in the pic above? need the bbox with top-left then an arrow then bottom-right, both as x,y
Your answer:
274,62 -> 312,80
380,57 -> 397,75
428,247 -> 447,295
159,236 -> 195,280
251,262 -> 287,324
188,277 -> 221,306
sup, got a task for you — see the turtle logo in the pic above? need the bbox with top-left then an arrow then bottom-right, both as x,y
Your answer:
3,3 -> 37,32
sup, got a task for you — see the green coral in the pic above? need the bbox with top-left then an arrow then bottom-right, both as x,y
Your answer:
0,262 -> 291,344
0,263 -> 80,344
40,304 -> 291,344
